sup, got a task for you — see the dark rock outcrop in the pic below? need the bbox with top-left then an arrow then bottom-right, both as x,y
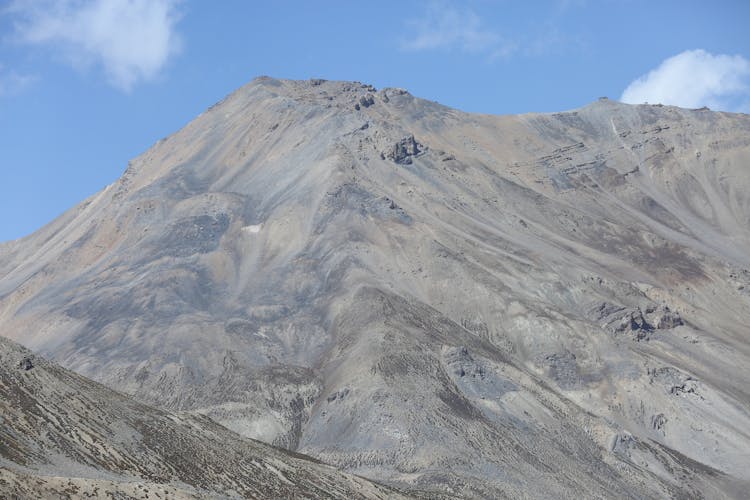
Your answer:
383,135 -> 424,165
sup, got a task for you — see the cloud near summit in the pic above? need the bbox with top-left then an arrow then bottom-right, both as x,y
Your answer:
10,0 -> 183,92
400,4 -> 515,59
621,49 -> 750,112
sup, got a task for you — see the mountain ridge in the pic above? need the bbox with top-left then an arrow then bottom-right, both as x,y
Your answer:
0,334 -> 410,499
2,77 -> 750,498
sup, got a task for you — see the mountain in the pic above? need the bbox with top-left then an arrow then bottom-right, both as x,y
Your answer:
0,335 -> 405,498
1,77 -> 749,498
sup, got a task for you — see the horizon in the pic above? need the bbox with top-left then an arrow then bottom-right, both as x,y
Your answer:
1,0 -> 749,242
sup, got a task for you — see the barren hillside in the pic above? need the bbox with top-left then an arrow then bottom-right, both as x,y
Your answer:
1,78 -> 749,497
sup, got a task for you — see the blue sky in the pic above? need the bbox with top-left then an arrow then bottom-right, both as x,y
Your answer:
1,0 -> 749,242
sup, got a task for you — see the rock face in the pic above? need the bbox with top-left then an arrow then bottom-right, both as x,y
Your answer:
0,336 -> 404,498
383,134 -> 424,164
1,77 -> 750,497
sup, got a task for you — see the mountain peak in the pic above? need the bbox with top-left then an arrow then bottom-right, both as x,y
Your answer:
230,76 -> 416,113
2,77 -> 750,498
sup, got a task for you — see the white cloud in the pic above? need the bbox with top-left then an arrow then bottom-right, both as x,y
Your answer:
9,0 -> 182,92
621,49 -> 750,112
401,4 -> 515,57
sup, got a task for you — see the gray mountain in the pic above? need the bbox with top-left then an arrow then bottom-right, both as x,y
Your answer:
0,335 -> 405,498
1,78 -> 749,498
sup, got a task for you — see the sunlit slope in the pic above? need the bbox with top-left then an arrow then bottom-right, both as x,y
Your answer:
1,78 -> 749,498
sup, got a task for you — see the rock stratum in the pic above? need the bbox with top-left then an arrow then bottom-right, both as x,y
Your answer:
1,78 -> 749,498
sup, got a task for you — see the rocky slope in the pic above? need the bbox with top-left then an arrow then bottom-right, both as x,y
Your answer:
1,77 -> 749,497
0,335 -> 405,498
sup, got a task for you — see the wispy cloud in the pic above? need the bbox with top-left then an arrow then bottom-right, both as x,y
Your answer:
621,49 -> 750,112
401,4 -> 515,58
8,0 -> 183,92
0,64 -> 36,96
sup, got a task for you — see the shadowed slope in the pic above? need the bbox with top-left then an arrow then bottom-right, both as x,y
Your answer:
0,336 -> 406,498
